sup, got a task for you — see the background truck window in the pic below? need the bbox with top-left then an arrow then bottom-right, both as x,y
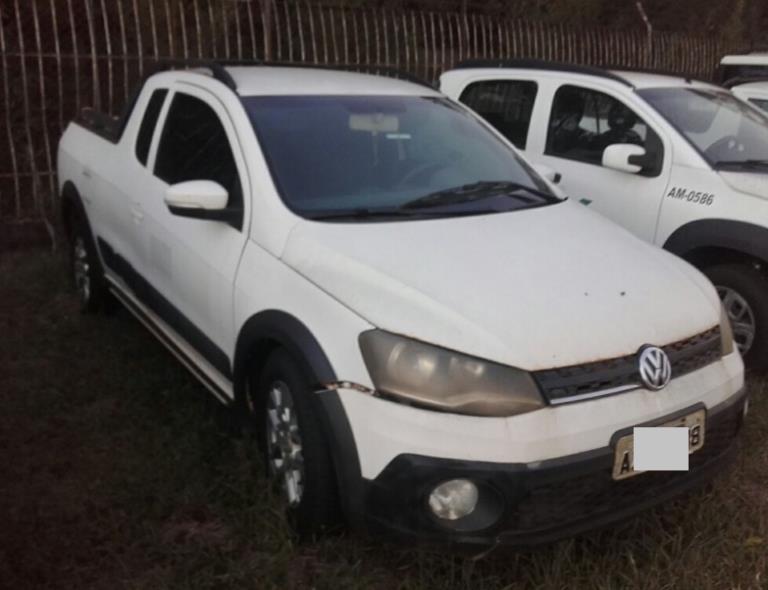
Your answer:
545,85 -> 651,165
748,97 -> 768,113
458,80 -> 538,149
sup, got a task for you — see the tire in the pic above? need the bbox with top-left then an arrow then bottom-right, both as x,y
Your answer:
67,210 -> 111,314
704,263 -> 768,372
247,349 -> 342,535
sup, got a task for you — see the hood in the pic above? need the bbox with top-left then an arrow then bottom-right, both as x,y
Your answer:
282,201 -> 720,371
719,170 -> 768,200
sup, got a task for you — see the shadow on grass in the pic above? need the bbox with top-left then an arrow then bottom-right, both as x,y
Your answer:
1,251 -> 766,589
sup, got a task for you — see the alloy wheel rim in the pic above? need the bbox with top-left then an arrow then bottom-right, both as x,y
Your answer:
265,380 -> 305,507
73,237 -> 91,306
717,285 -> 756,356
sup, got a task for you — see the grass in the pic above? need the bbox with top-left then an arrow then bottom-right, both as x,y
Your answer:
1,251 -> 768,590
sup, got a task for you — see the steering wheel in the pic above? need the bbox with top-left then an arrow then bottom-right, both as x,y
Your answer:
704,135 -> 741,159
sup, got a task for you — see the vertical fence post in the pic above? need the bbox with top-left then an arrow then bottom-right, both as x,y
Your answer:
262,0 -> 273,60
0,0 -> 735,239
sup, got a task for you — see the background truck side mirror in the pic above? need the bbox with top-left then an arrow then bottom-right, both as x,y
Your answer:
164,180 -> 239,223
533,163 -> 562,184
602,144 -> 646,174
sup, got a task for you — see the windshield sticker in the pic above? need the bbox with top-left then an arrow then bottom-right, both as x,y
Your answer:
666,187 -> 714,206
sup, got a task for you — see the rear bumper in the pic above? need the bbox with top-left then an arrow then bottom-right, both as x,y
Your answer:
359,387 -> 746,548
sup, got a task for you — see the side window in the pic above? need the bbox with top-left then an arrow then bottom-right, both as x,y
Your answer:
154,93 -> 243,214
459,80 -> 538,149
134,89 -> 168,166
546,85 -> 659,167
749,98 -> 768,114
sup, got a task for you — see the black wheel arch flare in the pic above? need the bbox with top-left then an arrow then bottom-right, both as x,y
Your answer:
61,180 -> 88,239
233,310 -> 366,528
663,218 -> 768,267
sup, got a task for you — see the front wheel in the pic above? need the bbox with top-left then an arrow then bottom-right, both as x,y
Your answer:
247,350 -> 341,535
704,263 -> 768,372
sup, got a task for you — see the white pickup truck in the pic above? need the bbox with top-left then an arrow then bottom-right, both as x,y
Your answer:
441,60 -> 768,371
58,62 -> 745,548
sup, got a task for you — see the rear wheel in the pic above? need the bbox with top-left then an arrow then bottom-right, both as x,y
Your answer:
704,263 -> 768,372
68,212 -> 110,314
247,349 -> 341,535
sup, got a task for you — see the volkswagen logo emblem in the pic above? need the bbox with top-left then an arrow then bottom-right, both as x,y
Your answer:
637,345 -> 672,391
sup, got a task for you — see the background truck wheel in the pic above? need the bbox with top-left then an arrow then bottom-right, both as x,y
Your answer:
248,349 -> 341,535
68,212 -> 111,314
704,263 -> 768,372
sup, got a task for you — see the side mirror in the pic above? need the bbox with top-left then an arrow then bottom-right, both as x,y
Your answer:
164,180 -> 239,223
601,144 -> 647,174
533,163 -> 562,184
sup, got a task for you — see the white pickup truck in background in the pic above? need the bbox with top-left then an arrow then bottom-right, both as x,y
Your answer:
441,60 -> 768,371
57,62 -> 745,548
730,81 -> 768,113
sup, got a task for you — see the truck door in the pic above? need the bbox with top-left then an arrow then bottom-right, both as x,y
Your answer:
137,86 -> 250,378
537,84 -> 671,242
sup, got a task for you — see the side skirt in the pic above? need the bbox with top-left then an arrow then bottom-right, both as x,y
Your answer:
106,273 -> 234,405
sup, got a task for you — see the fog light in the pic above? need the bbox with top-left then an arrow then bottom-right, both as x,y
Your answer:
428,479 -> 479,520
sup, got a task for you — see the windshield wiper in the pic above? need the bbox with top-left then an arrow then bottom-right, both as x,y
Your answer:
303,207 -> 480,221
713,159 -> 768,170
400,181 -> 559,210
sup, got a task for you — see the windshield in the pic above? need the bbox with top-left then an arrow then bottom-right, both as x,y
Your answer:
242,95 -> 557,220
639,87 -> 768,168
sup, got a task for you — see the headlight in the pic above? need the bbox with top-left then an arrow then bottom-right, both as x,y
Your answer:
358,330 -> 544,417
720,303 -> 735,356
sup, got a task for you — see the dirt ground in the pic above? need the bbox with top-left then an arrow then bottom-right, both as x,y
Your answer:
2,251 -> 767,589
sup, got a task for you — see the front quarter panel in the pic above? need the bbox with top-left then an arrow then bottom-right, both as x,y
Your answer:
233,239 -> 374,388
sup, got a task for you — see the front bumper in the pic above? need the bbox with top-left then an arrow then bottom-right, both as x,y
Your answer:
360,388 -> 747,547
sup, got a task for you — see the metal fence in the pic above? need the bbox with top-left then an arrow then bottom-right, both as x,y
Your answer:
0,0 -> 738,248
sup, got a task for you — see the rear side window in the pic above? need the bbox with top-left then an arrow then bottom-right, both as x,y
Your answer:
134,89 -> 168,166
459,80 -> 538,149
154,93 -> 242,216
749,98 -> 768,113
546,84 -> 660,168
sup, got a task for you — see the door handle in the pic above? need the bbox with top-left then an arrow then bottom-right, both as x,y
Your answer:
130,204 -> 144,222
82,166 -> 93,178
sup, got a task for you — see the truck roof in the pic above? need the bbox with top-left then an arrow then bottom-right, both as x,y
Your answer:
729,80 -> 768,90
207,65 -> 441,97
721,53 -> 768,66
609,70 -> 719,90
446,59 -> 720,91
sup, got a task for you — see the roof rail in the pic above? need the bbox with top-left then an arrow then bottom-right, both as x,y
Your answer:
149,59 -> 239,90
147,59 -> 435,91
453,59 -> 634,87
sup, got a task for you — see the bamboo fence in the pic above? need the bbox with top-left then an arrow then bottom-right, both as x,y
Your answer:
0,0 -> 737,247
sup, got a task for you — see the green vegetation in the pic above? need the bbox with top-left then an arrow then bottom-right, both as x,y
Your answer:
2,251 -> 767,589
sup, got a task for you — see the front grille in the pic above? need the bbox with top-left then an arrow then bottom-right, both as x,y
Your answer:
509,402 -> 742,533
533,327 -> 722,403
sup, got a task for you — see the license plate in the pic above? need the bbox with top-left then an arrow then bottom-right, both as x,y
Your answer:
612,409 -> 706,481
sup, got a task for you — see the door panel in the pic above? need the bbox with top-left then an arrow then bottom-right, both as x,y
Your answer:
93,87 -> 168,281
136,87 -> 250,374
540,84 -> 671,242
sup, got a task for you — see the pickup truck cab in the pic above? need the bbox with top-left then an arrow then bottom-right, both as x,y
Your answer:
58,63 -> 745,548
441,59 -> 768,371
